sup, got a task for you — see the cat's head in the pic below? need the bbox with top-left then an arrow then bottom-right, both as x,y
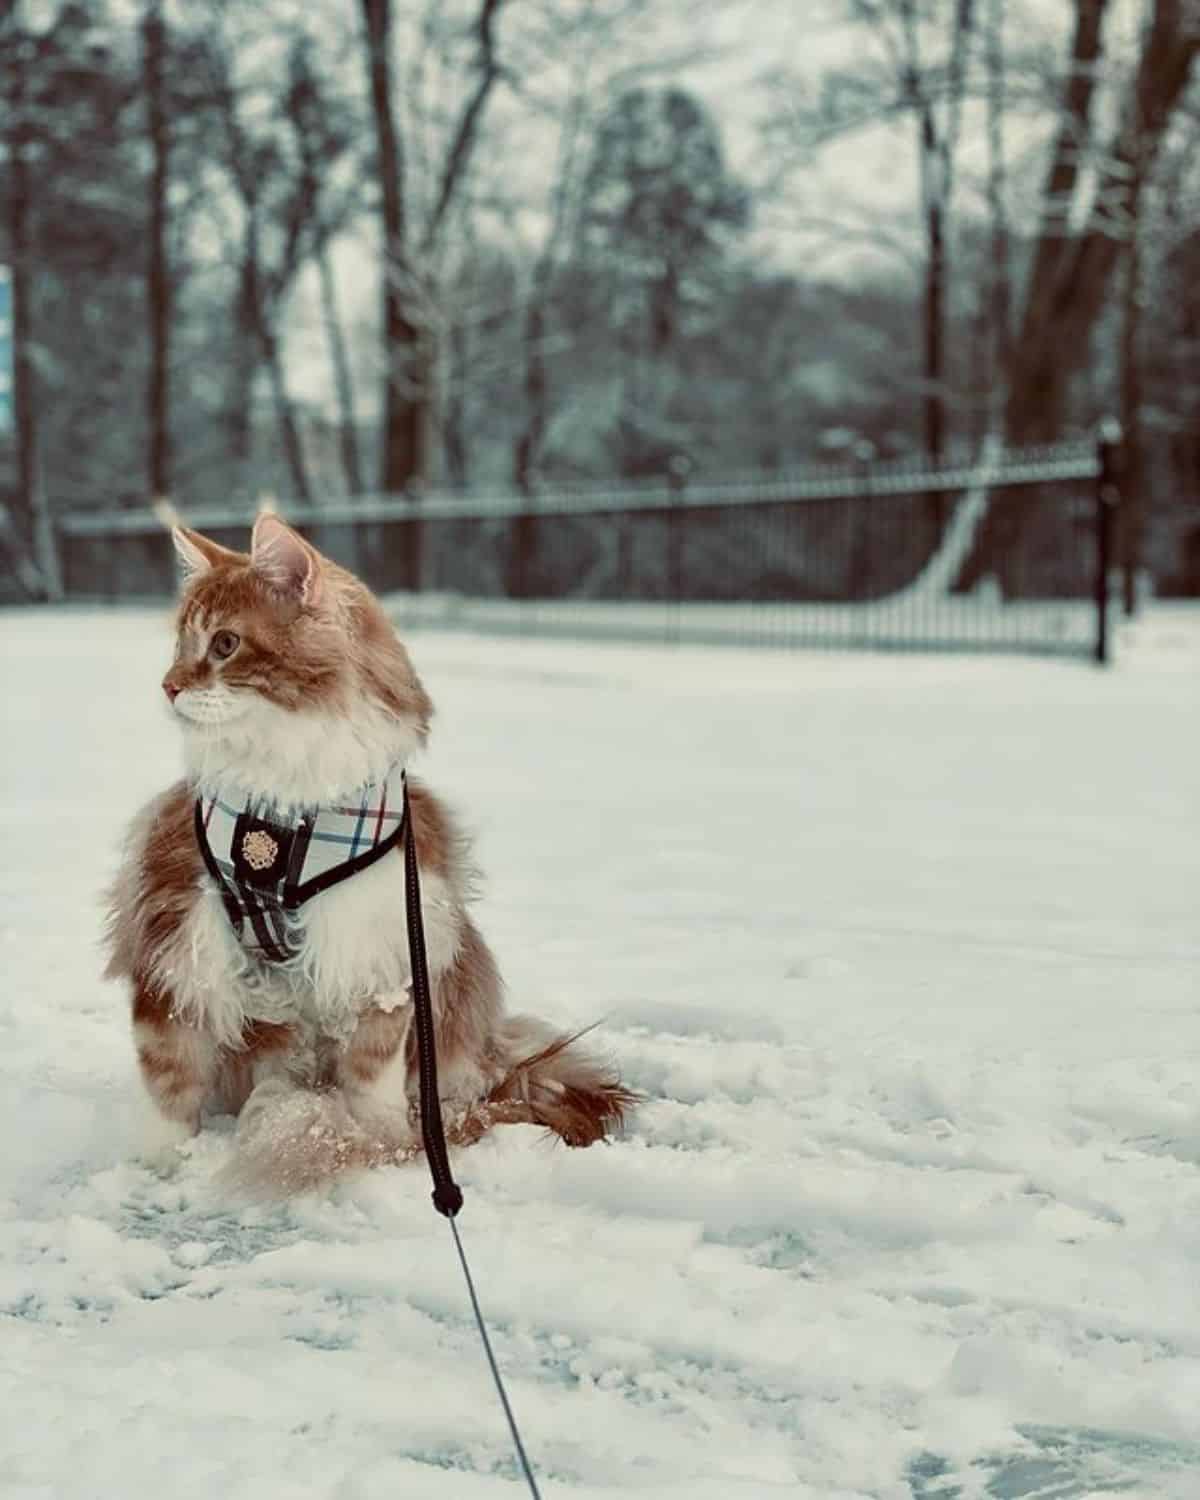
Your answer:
162,514 -> 432,806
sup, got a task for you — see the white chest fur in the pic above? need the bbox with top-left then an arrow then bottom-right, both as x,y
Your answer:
157,851 -> 462,1049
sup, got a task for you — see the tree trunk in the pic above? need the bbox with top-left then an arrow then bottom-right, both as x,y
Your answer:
227,233 -> 259,488
508,297 -> 541,597
1003,0 -> 1107,443
917,97 -> 948,541
964,0 -> 1196,596
985,0 -> 1011,418
316,240 -> 364,496
443,315 -> 468,490
259,325 -> 312,506
923,188 -> 947,551
919,100 -> 948,473
512,73 -> 586,495
143,0 -> 171,501
5,38 -> 38,571
924,195 -> 946,466
1007,0 -> 1196,444
228,211 -> 312,506
1119,229 -> 1145,616
361,0 -> 427,495
513,295 -> 546,494
4,73 -> 59,600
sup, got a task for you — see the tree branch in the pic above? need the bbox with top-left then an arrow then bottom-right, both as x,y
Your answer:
422,0 -> 508,255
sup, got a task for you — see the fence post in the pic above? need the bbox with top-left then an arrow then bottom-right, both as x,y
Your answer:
666,453 -> 690,641
617,513 -> 634,598
407,482 -> 425,603
31,452 -> 63,601
508,496 -> 537,601
850,439 -> 876,613
1094,419 -> 1122,666
0,500 -> 47,599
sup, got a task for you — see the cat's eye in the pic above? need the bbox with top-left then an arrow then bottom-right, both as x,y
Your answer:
210,629 -> 240,661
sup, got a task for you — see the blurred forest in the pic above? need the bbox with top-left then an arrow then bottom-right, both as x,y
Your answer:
1,0 -> 1198,595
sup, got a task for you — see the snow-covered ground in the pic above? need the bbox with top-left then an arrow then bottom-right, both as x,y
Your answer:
384,589 -> 1100,655
2,605 -> 1198,1500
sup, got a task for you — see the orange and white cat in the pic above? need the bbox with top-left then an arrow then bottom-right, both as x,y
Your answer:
105,513 -> 632,1188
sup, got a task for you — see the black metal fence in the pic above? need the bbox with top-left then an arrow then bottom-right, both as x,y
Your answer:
51,435 -> 1120,661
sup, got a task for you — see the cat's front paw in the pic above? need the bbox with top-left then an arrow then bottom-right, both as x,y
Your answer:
136,1109 -> 198,1174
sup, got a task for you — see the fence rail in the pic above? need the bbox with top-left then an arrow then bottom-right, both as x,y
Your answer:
56,441 -> 1103,533
47,434 -> 1121,663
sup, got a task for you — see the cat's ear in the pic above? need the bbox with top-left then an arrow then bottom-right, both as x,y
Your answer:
172,526 -> 238,582
251,513 -> 322,607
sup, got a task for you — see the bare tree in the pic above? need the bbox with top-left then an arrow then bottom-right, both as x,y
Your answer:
200,10 -> 363,506
895,0 -> 976,467
202,29 -> 312,501
1118,98 -> 1149,616
314,239 -> 365,496
512,55 -> 592,495
983,0 -> 1011,417
1116,70 -> 1199,609
772,0 -> 979,466
1,0 -> 69,598
284,35 -> 365,497
360,0 -> 510,496
956,0 -> 1198,594
361,0 -> 421,492
578,85 -> 749,478
142,0 -> 171,502
1005,0 -> 1200,444
2,10 -> 39,584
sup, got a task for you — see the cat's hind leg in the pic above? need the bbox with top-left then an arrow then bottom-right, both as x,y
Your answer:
132,983 -> 218,1135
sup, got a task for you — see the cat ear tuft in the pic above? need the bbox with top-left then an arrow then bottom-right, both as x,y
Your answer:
172,526 -> 234,582
251,513 -> 322,607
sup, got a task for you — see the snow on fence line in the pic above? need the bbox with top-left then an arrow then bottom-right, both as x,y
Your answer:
383,590 -> 1101,655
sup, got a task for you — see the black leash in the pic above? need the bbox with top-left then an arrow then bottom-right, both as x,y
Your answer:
402,771 -> 462,1220
401,773 -> 545,1500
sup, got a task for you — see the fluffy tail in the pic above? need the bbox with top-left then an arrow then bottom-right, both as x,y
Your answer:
222,1019 -> 635,1194
461,1017 -> 638,1148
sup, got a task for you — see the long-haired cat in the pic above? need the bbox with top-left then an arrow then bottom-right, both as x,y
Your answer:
105,513 -> 633,1190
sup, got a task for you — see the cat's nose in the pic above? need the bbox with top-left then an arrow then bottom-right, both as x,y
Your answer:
163,679 -> 181,703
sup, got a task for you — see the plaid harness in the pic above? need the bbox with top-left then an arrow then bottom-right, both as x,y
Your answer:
194,764 -> 408,965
